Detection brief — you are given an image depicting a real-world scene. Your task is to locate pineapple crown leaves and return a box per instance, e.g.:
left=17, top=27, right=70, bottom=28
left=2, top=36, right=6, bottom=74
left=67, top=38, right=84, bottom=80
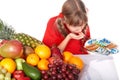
left=0, top=19, right=15, bottom=40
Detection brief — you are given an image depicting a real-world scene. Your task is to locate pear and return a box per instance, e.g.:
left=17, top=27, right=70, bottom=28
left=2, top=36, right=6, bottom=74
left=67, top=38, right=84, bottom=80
left=23, top=46, right=34, bottom=58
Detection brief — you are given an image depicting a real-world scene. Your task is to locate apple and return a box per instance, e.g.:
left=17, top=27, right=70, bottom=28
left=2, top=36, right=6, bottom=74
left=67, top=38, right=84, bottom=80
left=18, top=77, right=31, bottom=80
left=13, top=70, right=25, bottom=79
left=51, top=45, right=63, bottom=59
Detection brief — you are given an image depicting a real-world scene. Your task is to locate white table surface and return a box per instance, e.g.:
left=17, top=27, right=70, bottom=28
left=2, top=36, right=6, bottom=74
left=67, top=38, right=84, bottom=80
left=77, top=54, right=119, bottom=80
left=112, top=53, right=120, bottom=79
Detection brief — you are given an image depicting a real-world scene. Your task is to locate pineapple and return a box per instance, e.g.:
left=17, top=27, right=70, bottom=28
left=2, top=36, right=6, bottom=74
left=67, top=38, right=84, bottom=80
left=0, top=19, right=43, bottom=49
left=11, top=33, right=43, bottom=49
left=0, top=20, right=15, bottom=39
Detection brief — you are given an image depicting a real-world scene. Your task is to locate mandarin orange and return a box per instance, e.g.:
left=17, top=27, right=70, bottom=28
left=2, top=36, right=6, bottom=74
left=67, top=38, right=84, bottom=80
left=26, top=53, right=39, bottom=66
left=37, top=59, right=49, bottom=70
left=35, top=45, right=51, bottom=59
left=0, top=58, right=16, bottom=73
left=68, top=56, right=84, bottom=70
left=63, top=51, right=73, bottom=63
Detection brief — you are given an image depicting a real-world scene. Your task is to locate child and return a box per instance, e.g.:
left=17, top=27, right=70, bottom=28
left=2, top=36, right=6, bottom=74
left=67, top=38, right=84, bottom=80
left=42, top=0, right=90, bottom=54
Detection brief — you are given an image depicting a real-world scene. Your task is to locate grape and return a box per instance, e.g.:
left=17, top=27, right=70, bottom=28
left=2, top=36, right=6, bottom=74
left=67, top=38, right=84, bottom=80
left=65, top=77, right=69, bottom=80
left=57, top=73, right=62, bottom=79
left=62, top=64, right=67, bottom=69
left=62, top=73, right=66, bottom=78
left=55, top=62, right=59, bottom=66
left=41, top=70, right=47, bottom=75
left=48, top=64, right=54, bottom=68
left=59, top=60, right=63, bottom=65
left=56, top=67, right=60, bottom=71
left=0, top=65, right=14, bottom=80
left=43, top=74, right=49, bottom=79
left=61, top=68, right=66, bottom=72
left=67, top=64, right=73, bottom=70
left=48, top=77, right=53, bottom=80
left=73, top=68, right=80, bottom=74
left=65, top=71, right=70, bottom=75
left=1, top=68, right=7, bottom=74
left=5, top=72, right=11, bottom=78
left=51, top=75, right=57, bottom=80
left=74, top=75, right=79, bottom=80
left=0, top=73, right=4, bottom=80
left=4, top=77, right=11, bottom=80
left=51, top=70, right=56, bottom=75
left=53, top=60, right=57, bottom=64
left=52, top=67, right=56, bottom=71
left=68, top=73, right=74, bottom=79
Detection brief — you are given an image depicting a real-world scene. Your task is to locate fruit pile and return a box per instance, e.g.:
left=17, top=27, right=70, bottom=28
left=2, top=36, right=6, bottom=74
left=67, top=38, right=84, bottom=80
left=0, top=19, right=84, bottom=80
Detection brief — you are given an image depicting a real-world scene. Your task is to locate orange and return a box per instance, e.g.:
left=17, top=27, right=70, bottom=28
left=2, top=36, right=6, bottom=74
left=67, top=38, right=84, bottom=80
left=63, top=51, right=73, bottom=62
left=37, top=59, right=49, bottom=70
left=0, top=58, right=16, bottom=73
left=35, top=44, right=51, bottom=59
left=26, top=53, right=39, bottom=66
left=68, top=56, right=84, bottom=70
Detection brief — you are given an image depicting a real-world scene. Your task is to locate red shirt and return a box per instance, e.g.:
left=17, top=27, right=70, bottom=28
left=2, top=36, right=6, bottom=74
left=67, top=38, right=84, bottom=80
left=42, top=13, right=90, bottom=54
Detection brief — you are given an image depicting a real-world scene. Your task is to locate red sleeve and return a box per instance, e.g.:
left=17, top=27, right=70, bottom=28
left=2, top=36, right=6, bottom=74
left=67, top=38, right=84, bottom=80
left=42, top=17, right=63, bottom=48
left=82, top=26, right=91, bottom=44
left=85, top=26, right=91, bottom=39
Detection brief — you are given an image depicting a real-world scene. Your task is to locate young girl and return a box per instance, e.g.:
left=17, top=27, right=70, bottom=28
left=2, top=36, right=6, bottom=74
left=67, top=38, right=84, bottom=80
left=42, top=0, right=90, bottom=54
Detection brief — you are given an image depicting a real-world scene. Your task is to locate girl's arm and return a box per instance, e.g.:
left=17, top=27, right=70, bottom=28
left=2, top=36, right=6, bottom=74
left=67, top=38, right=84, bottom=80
left=58, top=34, right=71, bottom=52
left=58, top=32, right=85, bottom=52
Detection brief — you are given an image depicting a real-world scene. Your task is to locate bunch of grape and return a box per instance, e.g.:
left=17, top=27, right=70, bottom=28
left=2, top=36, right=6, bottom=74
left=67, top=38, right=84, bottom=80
left=41, top=58, right=80, bottom=80
left=0, top=65, right=15, bottom=80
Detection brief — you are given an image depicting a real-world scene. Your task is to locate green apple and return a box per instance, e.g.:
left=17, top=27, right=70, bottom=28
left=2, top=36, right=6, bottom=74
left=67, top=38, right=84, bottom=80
left=15, top=58, right=25, bottom=70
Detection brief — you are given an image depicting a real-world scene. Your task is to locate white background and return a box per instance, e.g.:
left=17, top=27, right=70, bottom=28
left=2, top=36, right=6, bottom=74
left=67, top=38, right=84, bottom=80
left=0, top=0, right=120, bottom=78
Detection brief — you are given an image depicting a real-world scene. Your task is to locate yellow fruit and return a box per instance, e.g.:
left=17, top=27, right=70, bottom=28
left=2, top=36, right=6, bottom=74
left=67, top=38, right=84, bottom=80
left=68, top=56, right=84, bottom=70
left=0, top=58, right=16, bottom=73
left=63, top=51, right=73, bottom=62
left=26, top=53, right=39, bottom=66
left=35, top=45, right=51, bottom=59
left=37, top=59, right=49, bottom=70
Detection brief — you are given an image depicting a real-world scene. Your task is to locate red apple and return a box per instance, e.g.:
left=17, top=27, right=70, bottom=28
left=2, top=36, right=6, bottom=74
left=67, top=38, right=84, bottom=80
left=18, top=77, right=31, bottom=80
left=13, top=70, right=25, bottom=79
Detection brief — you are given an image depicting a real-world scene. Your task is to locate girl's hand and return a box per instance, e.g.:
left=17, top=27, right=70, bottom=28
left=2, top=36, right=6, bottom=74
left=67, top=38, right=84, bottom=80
left=68, top=32, right=85, bottom=40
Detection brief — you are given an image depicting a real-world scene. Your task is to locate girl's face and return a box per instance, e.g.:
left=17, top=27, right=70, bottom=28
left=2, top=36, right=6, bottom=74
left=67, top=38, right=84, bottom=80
left=66, top=23, right=86, bottom=34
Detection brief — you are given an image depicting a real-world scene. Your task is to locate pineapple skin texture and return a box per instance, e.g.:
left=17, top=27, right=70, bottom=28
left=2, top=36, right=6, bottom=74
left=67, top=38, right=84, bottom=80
left=11, top=33, right=43, bottom=49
